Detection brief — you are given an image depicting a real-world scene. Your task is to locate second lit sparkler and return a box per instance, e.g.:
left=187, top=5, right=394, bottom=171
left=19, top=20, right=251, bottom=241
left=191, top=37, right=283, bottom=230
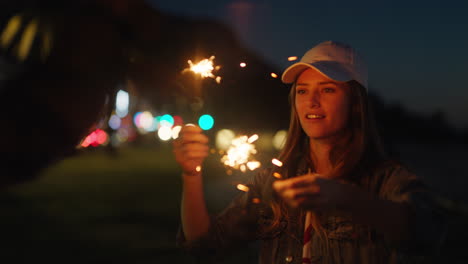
left=221, top=134, right=261, bottom=173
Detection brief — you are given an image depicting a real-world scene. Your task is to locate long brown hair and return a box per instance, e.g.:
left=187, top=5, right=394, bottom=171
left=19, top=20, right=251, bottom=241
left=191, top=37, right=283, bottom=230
left=265, top=79, right=387, bottom=242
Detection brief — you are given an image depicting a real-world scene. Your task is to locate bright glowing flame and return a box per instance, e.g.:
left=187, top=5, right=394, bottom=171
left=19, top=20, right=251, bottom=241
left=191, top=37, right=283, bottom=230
left=288, top=56, right=298, bottom=61
left=270, top=72, right=278, bottom=78
left=240, top=62, right=247, bottom=67
left=272, top=158, right=283, bottom=167
left=183, top=55, right=221, bottom=82
left=196, top=165, right=202, bottom=172
left=237, top=184, right=250, bottom=192
left=221, top=134, right=261, bottom=172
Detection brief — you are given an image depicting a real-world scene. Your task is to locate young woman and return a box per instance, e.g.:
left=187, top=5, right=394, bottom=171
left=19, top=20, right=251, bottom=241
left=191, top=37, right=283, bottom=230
left=173, top=41, right=446, bottom=263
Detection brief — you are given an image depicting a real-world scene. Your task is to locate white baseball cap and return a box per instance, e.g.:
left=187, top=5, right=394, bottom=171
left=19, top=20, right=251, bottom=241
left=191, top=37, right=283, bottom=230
left=281, top=41, right=368, bottom=89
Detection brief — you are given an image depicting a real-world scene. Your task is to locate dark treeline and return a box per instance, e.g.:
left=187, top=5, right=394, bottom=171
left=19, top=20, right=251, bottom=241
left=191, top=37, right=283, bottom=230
left=369, top=93, right=467, bottom=146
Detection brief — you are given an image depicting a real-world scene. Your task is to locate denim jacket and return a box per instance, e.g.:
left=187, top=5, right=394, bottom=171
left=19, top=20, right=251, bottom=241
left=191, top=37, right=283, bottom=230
left=177, top=160, right=446, bottom=263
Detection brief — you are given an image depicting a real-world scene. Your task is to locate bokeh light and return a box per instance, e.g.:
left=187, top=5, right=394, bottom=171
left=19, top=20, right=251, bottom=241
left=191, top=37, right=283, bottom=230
left=133, top=112, right=143, bottom=127
left=108, top=114, right=121, bottom=130
left=158, top=126, right=172, bottom=141
left=139, top=111, right=154, bottom=130
left=117, top=128, right=129, bottom=142
left=116, top=90, right=129, bottom=118
left=172, top=126, right=182, bottom=139
left=173, top=115, right=184, bottom=126
left=80, top=129, right=108, bottom=148
left=272, top=130, right=287, bottom=150
left=160, top=114, right=174, bottom=127
left=216, top=129, right=235, bottom=150
left=198, top=114, right=214, bottom=130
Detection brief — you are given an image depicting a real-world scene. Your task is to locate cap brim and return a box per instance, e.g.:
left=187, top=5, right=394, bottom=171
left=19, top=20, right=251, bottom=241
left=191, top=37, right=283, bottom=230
left=281, top=61, right=354, bottom=84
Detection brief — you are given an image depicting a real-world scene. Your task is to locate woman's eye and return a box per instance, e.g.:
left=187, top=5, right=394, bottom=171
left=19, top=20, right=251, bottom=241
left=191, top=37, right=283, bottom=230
left=297, top=89, right=306, bottom=94
left=323, top=87, right=335, bottom=93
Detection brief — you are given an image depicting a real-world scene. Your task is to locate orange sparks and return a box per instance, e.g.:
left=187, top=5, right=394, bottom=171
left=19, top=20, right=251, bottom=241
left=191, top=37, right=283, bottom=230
left=237, top=184, right=250, bottom=192
left=247, top=161, right=261, bottom=171
left=270, top=72, right=278, bottom=78
left=247, top=134, right=259, bottom=143
left=252, top=198, right=261, bottom=204
left=288, top=56, right=298, bottom=61
left=273, top=172, right=282, bottom=179
left=240, top=164, right=247, bottom=172
left=272, top=158, right=283, bottom=167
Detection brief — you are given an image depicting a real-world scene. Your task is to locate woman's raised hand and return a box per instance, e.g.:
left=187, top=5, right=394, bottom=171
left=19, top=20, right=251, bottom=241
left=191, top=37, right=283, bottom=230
left=173, top=125, right=209, bottom=176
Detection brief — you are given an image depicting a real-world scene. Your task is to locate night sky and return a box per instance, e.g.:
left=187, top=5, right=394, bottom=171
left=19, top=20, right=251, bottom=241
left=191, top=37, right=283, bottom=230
left=149, top=0, right=468, bottom=129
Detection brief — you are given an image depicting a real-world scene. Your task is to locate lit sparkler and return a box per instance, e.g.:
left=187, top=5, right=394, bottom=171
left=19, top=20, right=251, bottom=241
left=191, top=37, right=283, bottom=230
left=183, top=55, right=222, bottom=83
left=221, top=134, right=261, bottom=172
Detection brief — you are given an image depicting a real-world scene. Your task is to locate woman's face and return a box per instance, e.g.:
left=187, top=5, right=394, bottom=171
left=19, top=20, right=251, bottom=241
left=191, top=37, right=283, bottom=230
left=295, top=68, right=351, bottom=141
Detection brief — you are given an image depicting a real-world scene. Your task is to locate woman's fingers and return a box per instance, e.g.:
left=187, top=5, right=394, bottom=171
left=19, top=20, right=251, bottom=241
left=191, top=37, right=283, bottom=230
left=273, top=180, right=321, bottom=208
left=280, top=185, right=321, bottom=200
left=272, top=174, right=320, bottom=192
left=272, top=174, right=327, bottom=209
left=174, top=133, right=209, bottom=147
left=172, top=125, right=209, bottom=175
left=181, top=148, right=209, bottom=159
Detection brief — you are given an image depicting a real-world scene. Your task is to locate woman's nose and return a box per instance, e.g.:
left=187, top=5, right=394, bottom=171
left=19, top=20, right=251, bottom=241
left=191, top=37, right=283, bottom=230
left=308, top=91, right=320, bottom=108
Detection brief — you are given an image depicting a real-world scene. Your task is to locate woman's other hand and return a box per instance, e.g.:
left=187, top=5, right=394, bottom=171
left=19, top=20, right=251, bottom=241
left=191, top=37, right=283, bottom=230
left=272, top=173, right=353, bottom=211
